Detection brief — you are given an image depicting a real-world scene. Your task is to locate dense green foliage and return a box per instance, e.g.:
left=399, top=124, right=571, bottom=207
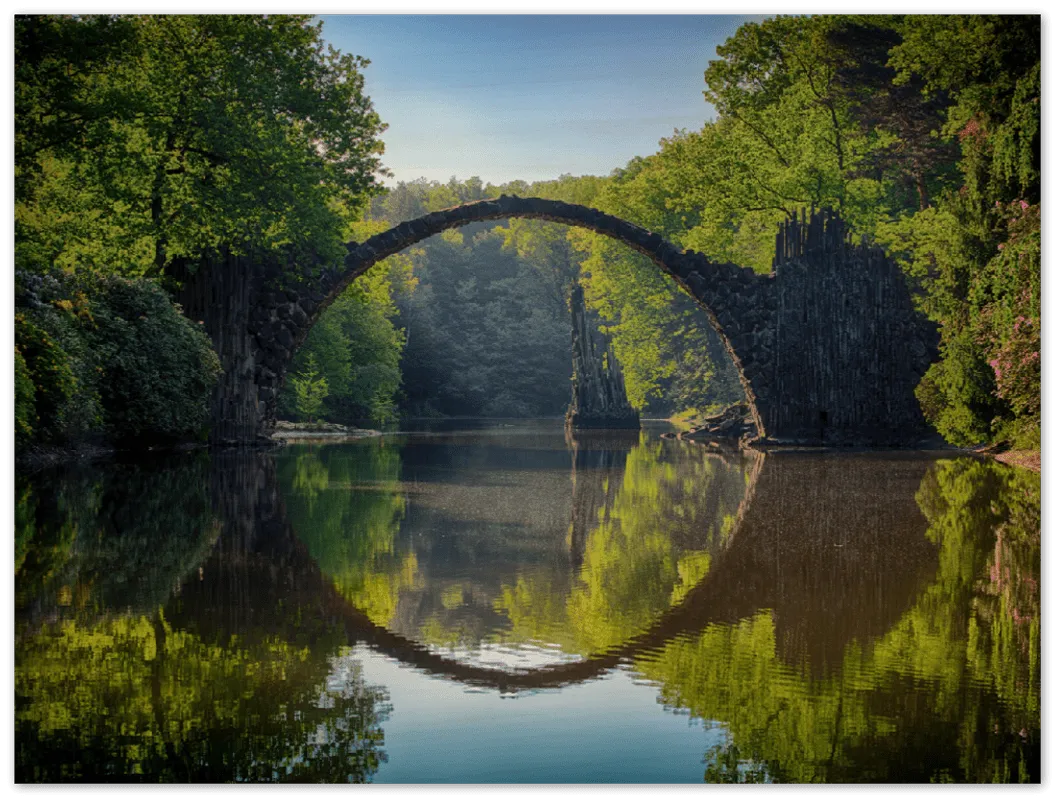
left=15, top=273, right=221, bottom=449
left=493, top=172, right=743, bottom=416
left=289, top=355, right=330, bottom=422
left=366, top=179, right=575, bottom=418
left=87, top=278, right=223, bottom=444
left=491, top=13, right=1039, bottom=442
left=357, top=175, right=741, bottom=420
left=879, top=16, right=1041, bottom=445
left=398, top=225, right=571, bottom=418
left=15, top=14, right=1039, bottom=445
left=14, top=348, right=37, bottom=449
left=14, top=308, right=80, bottom=444
left=279, top=237, right=412, bottom=425
left=557, top=176, right=743, bottom=414
left=706, top=12, right=1035, bottom=445
left=16, top=14, right=386, bottom=275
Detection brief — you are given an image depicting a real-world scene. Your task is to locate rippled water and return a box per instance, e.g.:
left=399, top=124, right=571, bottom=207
left=14, top=420, right=1041, bottom=783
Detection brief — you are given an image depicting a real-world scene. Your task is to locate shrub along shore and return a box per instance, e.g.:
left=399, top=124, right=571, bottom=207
left=15, top=271, right=221, bottom=467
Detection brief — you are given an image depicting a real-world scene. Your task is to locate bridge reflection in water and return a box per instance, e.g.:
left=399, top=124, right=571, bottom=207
left=169, top=445, right=939, bottom=691
left=14, top=428, right=1040, bottom=782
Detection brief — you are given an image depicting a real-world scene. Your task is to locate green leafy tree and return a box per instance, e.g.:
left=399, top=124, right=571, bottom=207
left=14, top=348, right=37, bottom=448
left=548, top=164, right=742, bottom=414
left=88, top=278, right=222, bottom=445
left=878, top=15, right=1040, bottom=445
left=555, top=14, right=1039, bottom=444
left=15, top=272, right=220, bottom=448
left=374, top=173, right=741, bottom=420
left=15, top=15, right=388, bottom=447
left=13, top=311, right=78, bottom=443
left=290, top=355, right=329, bottom=423
left=280, top=242, right=411, bottom=425
left=16, top=14, right=386, bottom=277
left=378, top=189, right=571, bottom=418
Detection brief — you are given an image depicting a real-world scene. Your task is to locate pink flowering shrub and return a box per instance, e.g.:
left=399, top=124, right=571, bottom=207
left=979, top=201, right=1040, bottom=423
left=986, top=307, right=1040, bottom=417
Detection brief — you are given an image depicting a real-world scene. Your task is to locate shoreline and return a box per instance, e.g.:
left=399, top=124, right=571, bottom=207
left=16, top=419, right=1040, bottom=474
left=15, top=440, right=210, bottom=476
left=969, top=441, right=1041, bottom=473
left=271, top=430, right=381, bottom=441
left=270, top=420, right=381, bottom=441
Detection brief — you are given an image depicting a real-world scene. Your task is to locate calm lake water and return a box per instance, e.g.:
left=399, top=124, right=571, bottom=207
left=14, top=420, right=1041, bottom=783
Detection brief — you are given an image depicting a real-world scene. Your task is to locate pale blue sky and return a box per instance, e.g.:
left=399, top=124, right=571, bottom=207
left=319, top=15, right=762, bottom=186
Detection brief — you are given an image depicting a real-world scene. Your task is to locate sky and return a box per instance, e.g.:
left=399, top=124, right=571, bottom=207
left=319, top=15, right=763, bottom=187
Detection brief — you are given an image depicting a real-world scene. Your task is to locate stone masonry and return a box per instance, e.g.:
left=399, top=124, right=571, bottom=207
left=175, top=196, right=938, bottom=446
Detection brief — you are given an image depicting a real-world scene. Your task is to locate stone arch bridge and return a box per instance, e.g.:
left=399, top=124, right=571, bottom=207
left=175, top=196, right=937, bottom=447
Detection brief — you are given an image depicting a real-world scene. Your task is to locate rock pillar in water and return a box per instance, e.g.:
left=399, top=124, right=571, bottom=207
left=565, top=284, right=640, bottom=431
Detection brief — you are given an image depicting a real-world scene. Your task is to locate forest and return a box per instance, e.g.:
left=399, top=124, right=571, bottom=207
left=14, top=14, right=1041, bottom=453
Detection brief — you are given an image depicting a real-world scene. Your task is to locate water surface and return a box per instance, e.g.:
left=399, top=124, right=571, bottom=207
left=14, top=420, right=1040, bottom=782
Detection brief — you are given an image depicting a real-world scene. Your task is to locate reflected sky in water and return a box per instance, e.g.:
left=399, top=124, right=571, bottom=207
left=14, top=421, right=1041, bottom=783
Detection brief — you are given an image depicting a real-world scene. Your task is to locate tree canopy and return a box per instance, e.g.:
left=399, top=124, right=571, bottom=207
left=16, top=14, right=387, bottom=277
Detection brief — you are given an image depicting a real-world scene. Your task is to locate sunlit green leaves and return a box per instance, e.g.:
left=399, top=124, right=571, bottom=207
left=16, top=14, right=387, bottom=276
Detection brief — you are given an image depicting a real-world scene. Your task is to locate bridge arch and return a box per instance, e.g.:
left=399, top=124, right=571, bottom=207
left=264, top=196, right=766, bottom=438
left=177, top=198, right=936, bottom=447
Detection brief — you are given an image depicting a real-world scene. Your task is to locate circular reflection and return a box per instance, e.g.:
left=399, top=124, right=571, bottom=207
left=277, top=427, right=755, bottom=676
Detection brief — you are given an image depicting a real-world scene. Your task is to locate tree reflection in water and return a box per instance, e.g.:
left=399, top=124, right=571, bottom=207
left=638, top=456, right=1041, bottom=784
left=278, top=432, right=752, bottom=658
left=15, top=453, right=390, bottom=783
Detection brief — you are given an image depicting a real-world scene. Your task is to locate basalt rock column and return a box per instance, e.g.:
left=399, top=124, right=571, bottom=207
left=763, top=210, right=939, bottom=446
left=172, top=250, right=265, bottom=446
left=565, top=284, right=640, bottom=431
left=173, top=247, right=326, bottom=446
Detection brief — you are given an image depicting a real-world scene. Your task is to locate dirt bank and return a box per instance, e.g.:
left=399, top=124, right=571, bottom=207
left=969, top=439, right=1040, bottom=472
left=991, top=449, right=1041, bottom=473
